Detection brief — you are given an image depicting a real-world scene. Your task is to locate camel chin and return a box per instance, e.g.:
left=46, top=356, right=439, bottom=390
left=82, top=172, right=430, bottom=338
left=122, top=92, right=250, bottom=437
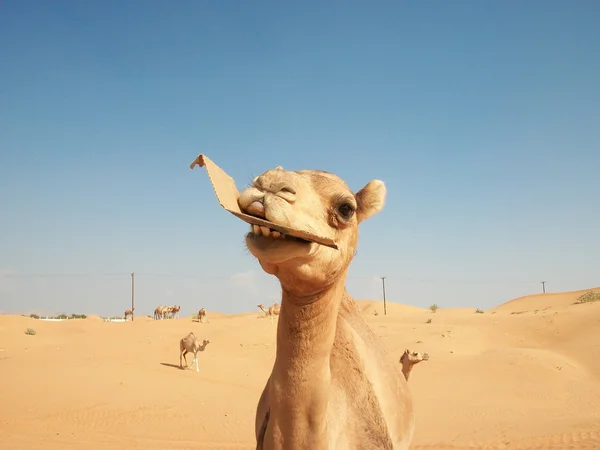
left=244, top=228, right=316, bottom=265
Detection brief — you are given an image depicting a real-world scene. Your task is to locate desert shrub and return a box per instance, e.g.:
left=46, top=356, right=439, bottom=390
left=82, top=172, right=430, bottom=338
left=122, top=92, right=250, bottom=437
left=426, top=318, right=432, bottom=324
left=29, top=314, right=39, bottom=319
left=475, top=309, right=484, bottom=314
left=576, top=291, right=600, bottom=304
left=70, top=313, right=87, bottom=319
left=25, top=328, right=36, bottom=335
left=373, top=310, right=379, bottom=316
left=429, top=304, right=439, bottom=313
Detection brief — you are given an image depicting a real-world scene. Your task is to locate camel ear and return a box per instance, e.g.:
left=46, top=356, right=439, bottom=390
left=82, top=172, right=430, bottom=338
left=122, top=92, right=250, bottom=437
left=355, top=180, right=386, bottom=223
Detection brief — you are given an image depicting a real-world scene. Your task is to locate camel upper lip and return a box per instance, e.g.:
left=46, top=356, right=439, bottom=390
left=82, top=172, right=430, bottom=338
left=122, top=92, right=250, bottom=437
left=243, top=200, right=267, bottom=219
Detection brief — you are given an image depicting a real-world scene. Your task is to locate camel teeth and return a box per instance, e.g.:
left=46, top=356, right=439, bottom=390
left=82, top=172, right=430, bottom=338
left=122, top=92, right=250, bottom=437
left=250, top=224, right=286, bottom=239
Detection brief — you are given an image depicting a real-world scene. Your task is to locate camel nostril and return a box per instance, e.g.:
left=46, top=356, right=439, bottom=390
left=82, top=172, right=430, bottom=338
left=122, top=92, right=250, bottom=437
left=280, top=186, right=296, bottom=195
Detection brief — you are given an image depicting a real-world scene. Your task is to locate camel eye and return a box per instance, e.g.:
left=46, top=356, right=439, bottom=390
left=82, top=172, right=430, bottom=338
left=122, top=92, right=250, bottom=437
left=337, top=203, right=355, bottom=220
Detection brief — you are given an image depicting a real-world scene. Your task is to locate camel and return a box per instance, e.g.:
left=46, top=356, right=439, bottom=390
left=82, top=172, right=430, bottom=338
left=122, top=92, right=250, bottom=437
left=154, top=305, right=165, bottom=320
left=198, top=308, right=207, bottom=323
left=179, top=332, right=210, bottom=372
left=154, top=305, right=179, bottom=320
left=238, top=165, right=415, bottom=449
left=399, top=349, right=429, bottom=382
left=124, top=308, right=134, bottom=321
left=257, top=303, right=280, bottom=324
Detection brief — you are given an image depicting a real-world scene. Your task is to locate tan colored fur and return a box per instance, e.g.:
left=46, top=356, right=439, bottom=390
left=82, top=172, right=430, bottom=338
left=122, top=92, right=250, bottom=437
left=238, top=166, right=414, bottom=449
left=257, top=303, right=281, bottom=324
left=153, top=305, right=180, bottom=320
left=399, top=349, right=429, bottom=381
left=179, top=332, right=210, bottom=372
left=124, top=308, right=134, bottom=320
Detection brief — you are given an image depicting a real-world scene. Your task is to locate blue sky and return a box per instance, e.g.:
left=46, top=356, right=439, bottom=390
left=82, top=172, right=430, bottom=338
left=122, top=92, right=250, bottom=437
left=1, top=1, right=599, bottom=317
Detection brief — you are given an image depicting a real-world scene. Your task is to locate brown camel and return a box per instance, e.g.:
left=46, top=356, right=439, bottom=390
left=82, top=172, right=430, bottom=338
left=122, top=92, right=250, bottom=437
left=154, top=305, right=170, bottom=320
left=257, top=303, right=280, bottom=324
left=124, top=308, right=134, bottom=321
left=238, top=165, right=414, bottom=449
left=399, top=349, right=429, bottom=382
left=179, top=332, right=210, bottom=372
left=158, top=305, right=177, bottom=319
left=198, top=308, right=207, bottom=323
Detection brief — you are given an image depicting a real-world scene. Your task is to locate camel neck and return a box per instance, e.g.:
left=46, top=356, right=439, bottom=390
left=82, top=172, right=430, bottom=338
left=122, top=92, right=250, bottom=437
left=401, top=364, right=413, bottom=381
left=269, top=280, right=345, bottom=442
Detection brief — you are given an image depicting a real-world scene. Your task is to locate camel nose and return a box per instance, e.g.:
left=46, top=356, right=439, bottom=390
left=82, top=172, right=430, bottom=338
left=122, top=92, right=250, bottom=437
left=254, top=170, right=297, bottom=196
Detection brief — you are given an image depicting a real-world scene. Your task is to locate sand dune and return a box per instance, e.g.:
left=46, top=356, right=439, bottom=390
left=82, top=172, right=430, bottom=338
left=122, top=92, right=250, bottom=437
left=490, top=286, right=600, bottom=313
left=1, top=289, right=600, bottom=449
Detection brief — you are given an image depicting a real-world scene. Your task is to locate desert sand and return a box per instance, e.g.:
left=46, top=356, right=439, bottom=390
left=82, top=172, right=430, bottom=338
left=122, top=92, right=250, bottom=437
left=1, top=288, right=599, bottom=449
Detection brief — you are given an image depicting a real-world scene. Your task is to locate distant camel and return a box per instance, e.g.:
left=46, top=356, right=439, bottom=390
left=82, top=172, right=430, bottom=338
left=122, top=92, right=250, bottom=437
left=198, top=308, right=206, bottom=323
left=179, top=332, right=211, bottom=372
left=154, top=305, right=180, bottom=320
left=399, top=349, right=429, bottom=381
left=124, top=308, right=134, bottom=321
left=257, top=303, right=280, bottom=324
left=154, top=305, right=165, bottom=320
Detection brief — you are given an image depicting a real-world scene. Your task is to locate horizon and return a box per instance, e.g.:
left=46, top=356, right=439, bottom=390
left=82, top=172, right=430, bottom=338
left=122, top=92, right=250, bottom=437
left=3, top=280, right=599, bottom=319
left=5, top=284, right=600, bottom=319
left=1, top=2, right=599, bottom=317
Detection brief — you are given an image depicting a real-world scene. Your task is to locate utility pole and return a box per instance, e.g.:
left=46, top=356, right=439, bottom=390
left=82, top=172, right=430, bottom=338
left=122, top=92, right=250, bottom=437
left=541, top=281, right=546, bottom=294
left=381, top=276, right=387, bottom=316
left=131, top=272, right=135, bottom=321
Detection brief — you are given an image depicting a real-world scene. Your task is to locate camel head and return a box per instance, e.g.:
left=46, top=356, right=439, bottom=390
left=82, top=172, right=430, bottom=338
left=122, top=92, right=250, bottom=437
left=239, top=166, right=386, bottom=299
left=202, top=339, right=211, bottom=347
left=400, top=349, right=430, bottom=366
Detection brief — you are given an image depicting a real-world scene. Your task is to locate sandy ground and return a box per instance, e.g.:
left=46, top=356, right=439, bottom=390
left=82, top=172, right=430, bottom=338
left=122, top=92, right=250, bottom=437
left=1, top=288, right=600, bottom=449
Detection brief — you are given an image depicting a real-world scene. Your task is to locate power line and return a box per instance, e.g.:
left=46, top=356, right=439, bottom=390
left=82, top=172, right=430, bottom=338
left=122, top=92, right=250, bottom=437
left=0, top=272, right=583, bottom=286
left=380, top=276, right=387, bottom=316
left=0, top=272, right=129, bottom=278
